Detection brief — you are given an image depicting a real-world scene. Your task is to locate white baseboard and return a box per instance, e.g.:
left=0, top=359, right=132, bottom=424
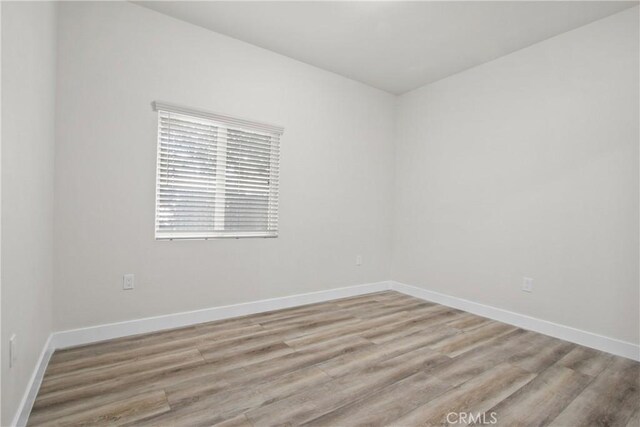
left=51, top=280, right=639, bottom=360
left=13, top=281, right=392, bottom=425
left=391, top=281, right=640, bottom=362
left=12, top=333, right=54, bottom=427
left=52, top=281, right=392, bottom=349
left=14, top=279, right=638, bottom=425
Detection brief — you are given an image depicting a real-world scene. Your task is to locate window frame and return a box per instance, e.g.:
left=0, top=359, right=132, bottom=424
left=152, top=101, right=282, bottom=241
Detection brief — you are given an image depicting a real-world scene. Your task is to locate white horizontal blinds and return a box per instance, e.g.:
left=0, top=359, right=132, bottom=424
left=154, top=102, right=282, bottom=239
left=156, top=112, right=219, bottom=236
left=224, top=128, right=279, bottom=232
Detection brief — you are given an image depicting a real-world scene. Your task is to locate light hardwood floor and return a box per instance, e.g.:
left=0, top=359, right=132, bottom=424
left=29, top=291, right=639, bottom=426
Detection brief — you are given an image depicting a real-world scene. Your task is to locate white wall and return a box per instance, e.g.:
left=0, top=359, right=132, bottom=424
left=392, top=7, right=639, bottom=345
left=1, top=2, right=57, bottom=424
left=54, top=2, right=395, bottom=331
left=43, top=1, right=640, bottom=349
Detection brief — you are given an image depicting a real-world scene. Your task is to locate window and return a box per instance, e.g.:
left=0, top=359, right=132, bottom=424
left=153, top=102, right=282, bottom=239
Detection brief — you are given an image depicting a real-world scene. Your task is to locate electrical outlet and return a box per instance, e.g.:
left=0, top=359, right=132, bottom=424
left=356, top=255, right=362, bottom=266
left=9, top=334, right=17, bottom=368
left=123, top=274, right=134, bottom=290
left=522, top=277, right=533, bottom=293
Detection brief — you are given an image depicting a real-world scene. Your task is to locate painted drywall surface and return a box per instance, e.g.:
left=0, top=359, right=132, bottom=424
left=54, top=2, right=395, bottom=330
left=392, top=7, right=639, bottom=344
left=1, top=2, right=57, bottom=424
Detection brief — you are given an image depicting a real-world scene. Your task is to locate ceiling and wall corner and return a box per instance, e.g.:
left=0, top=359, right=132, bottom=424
left=135, top=1, right=638, bottom=94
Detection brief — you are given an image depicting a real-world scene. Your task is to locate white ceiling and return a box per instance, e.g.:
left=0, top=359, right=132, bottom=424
left=136, top=1, right=638, bottom=94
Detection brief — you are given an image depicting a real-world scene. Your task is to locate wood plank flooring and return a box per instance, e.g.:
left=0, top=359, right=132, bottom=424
left=29, top=291, right=640, bottom=426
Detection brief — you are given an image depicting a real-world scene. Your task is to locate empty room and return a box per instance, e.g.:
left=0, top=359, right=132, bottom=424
left=1, top=1, right=639, bottom=426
